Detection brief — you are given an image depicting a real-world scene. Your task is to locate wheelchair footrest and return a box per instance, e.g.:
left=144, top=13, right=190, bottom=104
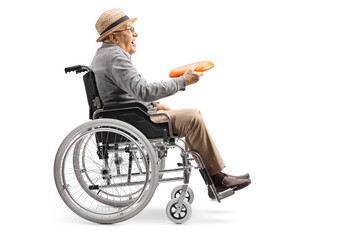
left=218, top=188, right=235, bottom=200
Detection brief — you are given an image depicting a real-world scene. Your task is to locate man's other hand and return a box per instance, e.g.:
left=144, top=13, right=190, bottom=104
left=156, top=103, right=172, bottom=111
left=183, top=67, right=204, bottom=86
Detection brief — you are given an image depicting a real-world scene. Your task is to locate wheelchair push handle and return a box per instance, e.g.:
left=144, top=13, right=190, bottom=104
left=65, top=65, right=91, bottom=74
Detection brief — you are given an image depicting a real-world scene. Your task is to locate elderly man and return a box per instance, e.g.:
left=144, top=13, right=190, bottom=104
left=90, top=8, right=251, bottom=199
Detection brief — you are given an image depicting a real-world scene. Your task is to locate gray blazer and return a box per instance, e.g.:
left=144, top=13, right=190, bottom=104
left=90, top=43, right=186, bottom=111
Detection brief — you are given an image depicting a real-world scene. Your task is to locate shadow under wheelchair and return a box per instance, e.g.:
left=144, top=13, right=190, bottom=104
left=128, top=206, right=241, bottom=225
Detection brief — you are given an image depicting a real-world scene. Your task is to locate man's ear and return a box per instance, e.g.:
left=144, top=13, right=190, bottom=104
left=108, top=34, right=118, bottom=44
left=109, top=34, right=115, bottom=42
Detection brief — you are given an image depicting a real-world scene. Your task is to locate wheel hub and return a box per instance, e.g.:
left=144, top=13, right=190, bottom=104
left=101, top=167, right=110, bottom=176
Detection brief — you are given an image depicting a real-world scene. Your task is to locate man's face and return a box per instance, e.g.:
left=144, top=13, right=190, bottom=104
left=114, top=23, right=138, bottom=55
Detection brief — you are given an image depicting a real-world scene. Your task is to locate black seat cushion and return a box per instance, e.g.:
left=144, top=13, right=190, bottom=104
left=98, top=104, right=171, bottom=140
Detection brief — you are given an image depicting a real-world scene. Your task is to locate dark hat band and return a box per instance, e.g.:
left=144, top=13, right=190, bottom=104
left=100, top=15, right=130, bottom=35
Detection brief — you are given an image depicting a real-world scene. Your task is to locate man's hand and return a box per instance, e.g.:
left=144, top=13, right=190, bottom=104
left=183, top=67, right=204, bottom=86
left=156, top=103, right=172, bottom=111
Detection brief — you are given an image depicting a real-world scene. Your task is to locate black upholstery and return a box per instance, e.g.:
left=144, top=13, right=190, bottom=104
left=97, top=107, right=170, bottom=141
left=83, top=71, right=103, bottom=119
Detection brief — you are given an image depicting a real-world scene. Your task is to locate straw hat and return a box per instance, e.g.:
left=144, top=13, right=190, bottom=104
left=95, top=8, right=137, bottom=42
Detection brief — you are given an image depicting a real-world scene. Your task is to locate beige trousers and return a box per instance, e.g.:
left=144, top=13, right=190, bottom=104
left=152, top=109, right=225, bottom=175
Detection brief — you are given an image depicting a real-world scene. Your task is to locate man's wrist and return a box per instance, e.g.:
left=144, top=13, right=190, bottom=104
left=174, top=76, right=186, bottom=91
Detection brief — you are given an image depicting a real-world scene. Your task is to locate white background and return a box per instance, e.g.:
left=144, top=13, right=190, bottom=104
left=1, top=0, right=359, bottom=239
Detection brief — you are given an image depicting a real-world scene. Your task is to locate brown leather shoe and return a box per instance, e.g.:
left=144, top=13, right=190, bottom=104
left=208, top=177, right=251, bottom=199
left=221, top=172, right=250, bottom=180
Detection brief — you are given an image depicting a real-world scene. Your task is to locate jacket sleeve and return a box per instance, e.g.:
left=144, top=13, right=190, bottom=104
left=110, top=53, right=186, bottom=102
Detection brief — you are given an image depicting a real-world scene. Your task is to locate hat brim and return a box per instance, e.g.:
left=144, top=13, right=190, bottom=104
left=96, top=17, right=137, bottom=42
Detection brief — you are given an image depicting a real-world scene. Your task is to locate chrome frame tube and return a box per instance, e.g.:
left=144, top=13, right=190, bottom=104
left=176, top=138, right=189, bottom=152
left=158, top=177, right=184, bottom=183
left=159, top=166, right=191, bottom=174
left=94, top=180, right=147, bottom=189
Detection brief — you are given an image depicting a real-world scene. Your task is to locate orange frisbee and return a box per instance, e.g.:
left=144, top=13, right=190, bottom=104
left=169, top=61, right=215, bottom=78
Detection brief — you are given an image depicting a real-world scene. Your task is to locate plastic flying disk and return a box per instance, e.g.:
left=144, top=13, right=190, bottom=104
left=169, top=61, right=215, bottom=78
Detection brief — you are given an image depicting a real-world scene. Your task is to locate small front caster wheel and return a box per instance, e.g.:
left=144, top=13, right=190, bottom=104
left=170, top=185, right=194, bottom=204
left=166, top=198, right=192, bottom=224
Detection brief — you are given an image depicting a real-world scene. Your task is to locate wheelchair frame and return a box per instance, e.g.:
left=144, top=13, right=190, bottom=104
left=54, top=65, right=236, bottom=224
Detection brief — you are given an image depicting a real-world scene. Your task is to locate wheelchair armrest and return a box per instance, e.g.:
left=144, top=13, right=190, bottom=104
left=149, top=112, right=171, bottom=124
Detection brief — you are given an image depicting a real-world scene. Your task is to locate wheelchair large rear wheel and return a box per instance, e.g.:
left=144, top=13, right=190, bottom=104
left=54, top=119, right=158, bottom=224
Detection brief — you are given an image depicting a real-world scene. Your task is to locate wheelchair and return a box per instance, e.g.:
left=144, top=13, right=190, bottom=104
left=54, top=65, right=236, bottom=224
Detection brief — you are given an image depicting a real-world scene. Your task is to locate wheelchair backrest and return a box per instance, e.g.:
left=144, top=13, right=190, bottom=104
left=83, top=71, right=103, bottom=119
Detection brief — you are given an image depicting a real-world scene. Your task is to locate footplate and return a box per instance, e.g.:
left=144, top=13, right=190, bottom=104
left=218, top=188, right=235, bottom=200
